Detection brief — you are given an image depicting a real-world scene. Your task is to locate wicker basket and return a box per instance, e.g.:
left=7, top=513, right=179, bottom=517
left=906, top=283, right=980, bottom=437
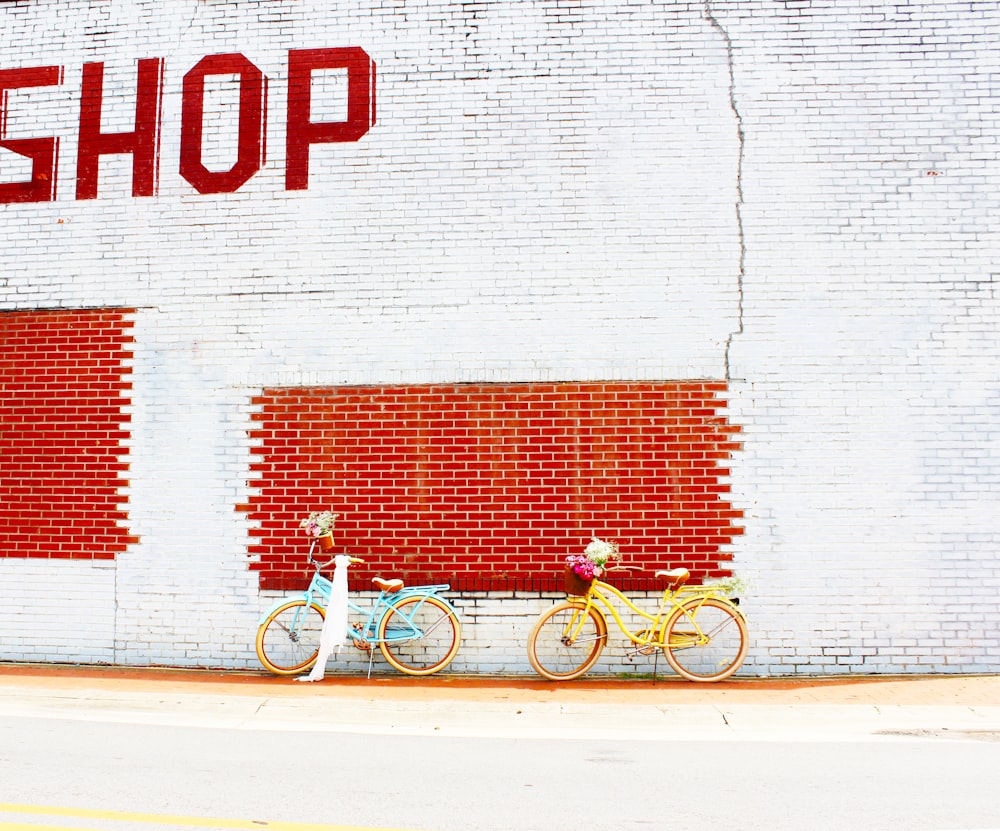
left=564, top=566, right=594, bottom=596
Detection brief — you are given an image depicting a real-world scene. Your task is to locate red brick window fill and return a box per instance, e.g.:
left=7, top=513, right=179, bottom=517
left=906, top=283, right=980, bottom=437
left=0, top=308, right=135, bottom=559
left=246, top=382, right=742, bottom=592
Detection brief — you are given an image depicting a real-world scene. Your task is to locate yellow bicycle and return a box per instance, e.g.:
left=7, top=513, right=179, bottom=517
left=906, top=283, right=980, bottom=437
left=527, top=567, right=748, bottom=682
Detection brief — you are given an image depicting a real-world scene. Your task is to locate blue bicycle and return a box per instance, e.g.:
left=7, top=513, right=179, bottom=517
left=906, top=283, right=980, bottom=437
left=256, top=545, right=462, bottom=677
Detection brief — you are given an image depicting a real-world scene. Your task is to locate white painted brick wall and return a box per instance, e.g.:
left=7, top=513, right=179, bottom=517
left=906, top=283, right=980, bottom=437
left=723, top=0, right=1000, bottom=676
left=2, top=1, right=998, bottom=676
left=0, top=560, right=116, bottom=663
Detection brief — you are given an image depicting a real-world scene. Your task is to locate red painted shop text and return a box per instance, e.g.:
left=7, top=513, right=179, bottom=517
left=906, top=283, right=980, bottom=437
left=0, top=48, right=376, bottom=203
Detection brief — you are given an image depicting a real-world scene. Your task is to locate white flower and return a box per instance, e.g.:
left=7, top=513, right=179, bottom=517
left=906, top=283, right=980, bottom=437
left=705, top=574, right=752, bottom=596
left=583, top=537, right=619, bottom=567
left=300, top=510, right=340, bottom=537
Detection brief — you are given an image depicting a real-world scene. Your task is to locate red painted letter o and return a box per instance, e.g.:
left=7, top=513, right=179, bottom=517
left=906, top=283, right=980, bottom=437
left=180, top=53, right=266, bottom=194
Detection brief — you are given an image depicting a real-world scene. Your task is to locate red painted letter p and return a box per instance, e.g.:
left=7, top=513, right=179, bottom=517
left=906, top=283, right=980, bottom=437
left=285, top=47, right=375, bottom=191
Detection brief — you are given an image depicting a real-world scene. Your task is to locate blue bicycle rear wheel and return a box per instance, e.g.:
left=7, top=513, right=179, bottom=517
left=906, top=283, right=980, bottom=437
left=377, top=595, right=461, bottom=675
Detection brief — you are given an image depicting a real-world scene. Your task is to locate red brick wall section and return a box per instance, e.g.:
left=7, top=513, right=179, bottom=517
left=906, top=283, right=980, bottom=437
left=245, top=382, right=742, bottom=592
left=0, top=309, right=136, bottom=559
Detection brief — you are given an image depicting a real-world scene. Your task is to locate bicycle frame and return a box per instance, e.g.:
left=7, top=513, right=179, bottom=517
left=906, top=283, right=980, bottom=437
left=567, top=578, right=741, bottom=650
left=258, top=568, right=459, bottom=647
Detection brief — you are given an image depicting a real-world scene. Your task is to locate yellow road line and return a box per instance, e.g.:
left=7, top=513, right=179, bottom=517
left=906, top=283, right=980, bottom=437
left=0, top=804, right=429, bottom=831
left=1, top=824, right=98, bottom=831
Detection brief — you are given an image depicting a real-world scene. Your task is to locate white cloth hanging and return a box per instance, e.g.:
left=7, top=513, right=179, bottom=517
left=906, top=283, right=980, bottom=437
left=298, top=554, right=350, bottom=682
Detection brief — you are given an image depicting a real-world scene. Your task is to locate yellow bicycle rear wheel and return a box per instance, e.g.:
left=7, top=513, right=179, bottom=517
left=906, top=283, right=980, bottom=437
left=661, top=597, right=748, bottom=682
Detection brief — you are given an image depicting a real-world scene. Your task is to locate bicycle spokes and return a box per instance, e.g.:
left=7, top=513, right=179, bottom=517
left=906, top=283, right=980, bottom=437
left=527, top=602, right=608, bottom=681
left=255, top=601, right=326, bottom=676
left=377, top=596, right=462, bottom=675
left=663, top=598, right=748, bottom=682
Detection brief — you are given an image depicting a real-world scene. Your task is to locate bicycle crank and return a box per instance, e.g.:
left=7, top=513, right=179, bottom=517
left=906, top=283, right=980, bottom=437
left=351, top=623, right=373, bottom=652
left=628, top=629, right=657, bottom=656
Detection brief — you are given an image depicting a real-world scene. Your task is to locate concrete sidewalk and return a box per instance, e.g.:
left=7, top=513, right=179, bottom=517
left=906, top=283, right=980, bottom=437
left=1, top=663, right=998, bottom=742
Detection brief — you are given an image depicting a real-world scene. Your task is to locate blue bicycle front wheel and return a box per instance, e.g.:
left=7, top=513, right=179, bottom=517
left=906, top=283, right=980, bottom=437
left=255, top=599, right=325, bottom=675
left=377, top=595, right=462, bottom=675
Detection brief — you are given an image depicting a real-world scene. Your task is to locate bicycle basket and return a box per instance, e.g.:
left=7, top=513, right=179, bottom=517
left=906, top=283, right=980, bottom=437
left=563, top=567, right=593, bottom=596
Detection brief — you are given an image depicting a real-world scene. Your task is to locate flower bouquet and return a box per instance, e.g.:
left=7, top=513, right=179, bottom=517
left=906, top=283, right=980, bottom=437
left=564, top=537, right=620, bottom=595
left=300, top=510, right=340, bottom=550
left=705, top=573, right=752, bottom=598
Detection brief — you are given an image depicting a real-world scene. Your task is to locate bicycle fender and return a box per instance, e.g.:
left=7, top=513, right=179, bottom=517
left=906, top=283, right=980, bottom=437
left=676, top=594, right=748, bottom=624
left=712, top=595, right=747, bottom=622
left=258, top=593, right=319, bottom=625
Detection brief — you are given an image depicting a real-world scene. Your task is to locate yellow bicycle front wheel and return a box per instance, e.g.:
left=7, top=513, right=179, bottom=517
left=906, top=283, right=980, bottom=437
left=661, top=597, right=748, bottom=682
left=527, top=601, right=608, bottom=681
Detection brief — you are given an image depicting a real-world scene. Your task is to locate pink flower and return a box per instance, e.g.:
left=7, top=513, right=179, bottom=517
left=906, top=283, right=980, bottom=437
left=565, top=554, right=598, bottom=579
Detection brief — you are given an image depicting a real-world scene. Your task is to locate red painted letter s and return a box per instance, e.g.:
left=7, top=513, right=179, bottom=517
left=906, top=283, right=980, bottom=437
left=0, top=66, right=63, bottom=204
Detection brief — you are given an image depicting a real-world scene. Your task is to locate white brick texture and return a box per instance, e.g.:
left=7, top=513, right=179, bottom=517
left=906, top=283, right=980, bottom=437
left=1, top=1, right=997, bottom=675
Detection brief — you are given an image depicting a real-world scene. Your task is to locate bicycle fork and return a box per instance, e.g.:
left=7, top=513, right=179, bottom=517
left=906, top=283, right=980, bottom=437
left=559, top=602, right=606, bottom=648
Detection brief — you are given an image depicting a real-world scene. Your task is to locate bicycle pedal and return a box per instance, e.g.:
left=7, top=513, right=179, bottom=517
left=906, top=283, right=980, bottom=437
left=633, top=629, right=657, bottom=655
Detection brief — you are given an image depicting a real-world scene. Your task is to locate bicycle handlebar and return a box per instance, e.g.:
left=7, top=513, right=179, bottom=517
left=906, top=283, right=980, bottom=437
left=308, top=553, right=365, bottom=570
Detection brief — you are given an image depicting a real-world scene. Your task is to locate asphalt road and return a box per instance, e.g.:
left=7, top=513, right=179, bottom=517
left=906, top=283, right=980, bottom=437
left=0, top=667, right=998, bottom=831
left=2, top=713, right=1000, bottom=831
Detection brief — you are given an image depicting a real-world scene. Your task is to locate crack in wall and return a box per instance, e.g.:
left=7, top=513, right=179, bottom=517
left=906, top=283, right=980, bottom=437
left=704, top=1, right=746, bottom=382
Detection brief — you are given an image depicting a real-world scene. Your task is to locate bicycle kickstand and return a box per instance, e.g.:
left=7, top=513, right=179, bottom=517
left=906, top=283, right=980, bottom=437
left=366, top=642, right=376, bottom=679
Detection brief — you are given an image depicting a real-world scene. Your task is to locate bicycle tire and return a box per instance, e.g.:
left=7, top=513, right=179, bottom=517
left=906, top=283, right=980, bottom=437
left=377, top=595, right=462, bottom=676
left=255, top=599, right=325, bottom=675
left=527, top=601, right=607, bottom=681
left=661, top=596, right=748, bottom=682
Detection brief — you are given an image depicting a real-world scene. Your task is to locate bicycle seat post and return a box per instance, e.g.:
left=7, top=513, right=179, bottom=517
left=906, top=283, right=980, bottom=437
left=653, top=588, right=673, bottom=629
